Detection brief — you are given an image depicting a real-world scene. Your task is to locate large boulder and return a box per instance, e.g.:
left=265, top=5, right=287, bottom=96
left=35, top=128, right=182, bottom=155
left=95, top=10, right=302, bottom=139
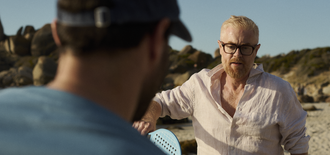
left=33, top=56, right=57, bottom=86
left=23, top=26, right=36, bottom=41
left=0, top=60, right=11, bottom=72
left=325, top=97, right=330, bottom=103
left=31, top=24, right=57, bottom=56
left=173, top=71, right=191, bottom=86
left=298, top=95, right=314, bottom=103
left=2, top=68, right=18, bottom=87
left=14, top=66, right=33, bottom=86
left=161, top=74, right=180, bottom=90
left=14, top=56, right=38, bottom=69
left=188, top=50, right=213, bottom=69
left=0, top=70, right=9, bottom=88
left=179, top=45, right=196, bottom=55
left=169, top=58, right=195, bottom=74
left=4, top=35, right=31, bottom=56
left=207, top=56, right=222, bottom=69
left=304, top=84, right=320, bottom=97
left=214, top=48, right=220, bottom=58
left=313, top=94, right=329, bottom=103
left=322, top=85, right=330, bottom=96
left=23, top=25, right=35, bottom=36
left=0, top=18, right=5, bottom=41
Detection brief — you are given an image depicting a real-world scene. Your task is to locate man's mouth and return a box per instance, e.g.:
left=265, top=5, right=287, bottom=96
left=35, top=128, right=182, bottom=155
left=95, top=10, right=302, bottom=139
left=231, top=62, right=243, bottom=65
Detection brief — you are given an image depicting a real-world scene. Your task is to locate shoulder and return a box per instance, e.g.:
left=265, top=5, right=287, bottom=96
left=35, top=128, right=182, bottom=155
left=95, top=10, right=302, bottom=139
left=258, top=72, right=292, bottom=90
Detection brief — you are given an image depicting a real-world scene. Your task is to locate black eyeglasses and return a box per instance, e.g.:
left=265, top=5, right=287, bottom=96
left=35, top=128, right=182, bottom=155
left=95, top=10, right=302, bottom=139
left=219, top=41, right=258, bottom=56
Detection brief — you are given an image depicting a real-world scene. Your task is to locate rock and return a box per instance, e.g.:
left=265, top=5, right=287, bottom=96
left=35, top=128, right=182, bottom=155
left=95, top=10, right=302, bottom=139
left=325, top=97, right=330, bottom=103
left=214, top=48, right=220, bottom=58
left=313, top=95, right=329, bottom=103
left=33, top=56, right=57, bottom=86
left=302, top=104, right=317, bottom=111
left=14, top=56, right=38, bottom=68
left=207, top=56, right=222, bottom=69
left=0, top=17, right=5, bottom=41
left=2, top=68, right=18, bottom=87
left=322, top=85, right=330, bottom=96
left=304, top=84, right=320, bottom=97
left=161, top=74, right=179, bottom=90
left=24, top=33, right=35, bottom=41
left=169, top=58, right=195, bottom=74
left=188, top=51, right=213, bottom=69
left=31, top=24, right=57, bottom=56
left=14, top=66, right=33, bottom=86
left=174, top=71, right=195, bottom=86
left=298, top=95, right=314, bottom=103
left=180, top=139, right=197, bottom=155
left=23, top=26, right=36, bottom=41
left=179, top=45, right=196, bottom=55
left=0, top=70, right=9, bottom=88
left=23, top=25, right=35, bottom=36
left=0, top=61, right=10, bottom=72
left=4, top=36, right=31, bottom=56
left=16, top=26, right=23, bottom=36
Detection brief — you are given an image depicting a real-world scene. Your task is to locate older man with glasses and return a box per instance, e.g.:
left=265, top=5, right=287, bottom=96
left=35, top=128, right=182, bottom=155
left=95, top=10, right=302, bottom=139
left=133, top=15, right=309, bottom=155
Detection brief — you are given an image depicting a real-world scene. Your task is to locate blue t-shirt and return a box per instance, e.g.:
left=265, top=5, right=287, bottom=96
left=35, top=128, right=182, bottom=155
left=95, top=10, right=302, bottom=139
left=0, top=86, right=166, bottom=155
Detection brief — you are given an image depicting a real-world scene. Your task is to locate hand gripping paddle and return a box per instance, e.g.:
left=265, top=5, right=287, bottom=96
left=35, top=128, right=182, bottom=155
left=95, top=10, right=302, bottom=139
left=147, top=129, right=182, bottom=155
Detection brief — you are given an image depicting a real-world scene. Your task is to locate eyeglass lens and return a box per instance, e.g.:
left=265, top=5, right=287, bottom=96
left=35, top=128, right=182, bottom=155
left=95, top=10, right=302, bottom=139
left=224, top=44, right=253, bottom=55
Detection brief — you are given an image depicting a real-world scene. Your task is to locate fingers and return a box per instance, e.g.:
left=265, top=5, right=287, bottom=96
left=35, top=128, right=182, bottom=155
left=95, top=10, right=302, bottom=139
left=132, top=121, right=155, bottom=135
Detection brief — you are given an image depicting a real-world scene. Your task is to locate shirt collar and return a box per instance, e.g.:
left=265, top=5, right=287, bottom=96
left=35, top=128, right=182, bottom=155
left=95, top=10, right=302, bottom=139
left=207, top=63, right=264, bottom=80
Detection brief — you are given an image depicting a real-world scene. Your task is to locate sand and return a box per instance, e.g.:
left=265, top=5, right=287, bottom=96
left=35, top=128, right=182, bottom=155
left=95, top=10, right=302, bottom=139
left=159, top=102, right=330, bottom=154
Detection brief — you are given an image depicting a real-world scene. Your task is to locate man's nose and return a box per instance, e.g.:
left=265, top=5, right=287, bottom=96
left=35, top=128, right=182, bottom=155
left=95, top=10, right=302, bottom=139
left=233, top=47, right=242, bottom=57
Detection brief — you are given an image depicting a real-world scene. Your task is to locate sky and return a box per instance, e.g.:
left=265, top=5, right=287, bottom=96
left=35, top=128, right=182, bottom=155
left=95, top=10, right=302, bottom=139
left=1, top=0, right=330, bottom=57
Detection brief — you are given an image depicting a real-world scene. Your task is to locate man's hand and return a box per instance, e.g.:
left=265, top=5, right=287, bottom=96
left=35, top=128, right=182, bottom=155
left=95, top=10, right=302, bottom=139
left=132, top=101, right=162, bottom=135
left=133, top=119, right=156, bottom=135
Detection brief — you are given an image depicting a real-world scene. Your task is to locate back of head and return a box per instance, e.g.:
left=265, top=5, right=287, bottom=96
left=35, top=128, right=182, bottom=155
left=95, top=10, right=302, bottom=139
left=56, top=0, right=192, bottom=55
left=221, top=15, right=259, bottom=41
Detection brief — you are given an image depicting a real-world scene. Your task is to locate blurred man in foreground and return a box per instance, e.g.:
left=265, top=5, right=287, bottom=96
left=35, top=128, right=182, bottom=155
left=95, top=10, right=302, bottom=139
left=133, top=15, right=309, bottom=155
left=0, top=0, right=191, bottom=154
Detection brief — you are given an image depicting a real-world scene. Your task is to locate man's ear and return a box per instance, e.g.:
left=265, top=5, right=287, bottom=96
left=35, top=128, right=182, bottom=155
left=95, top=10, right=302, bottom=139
left=148, top=18, right=171, bottom=63
left=217, top=40, right=223, bottom=56
left=51, top=19, right=61, bottom=46
left=254, top=44, right=261, bottom=56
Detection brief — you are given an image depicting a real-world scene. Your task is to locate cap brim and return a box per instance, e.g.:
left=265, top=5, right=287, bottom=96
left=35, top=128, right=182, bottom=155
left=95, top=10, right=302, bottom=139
left=170, top=21, right=192, bottom=42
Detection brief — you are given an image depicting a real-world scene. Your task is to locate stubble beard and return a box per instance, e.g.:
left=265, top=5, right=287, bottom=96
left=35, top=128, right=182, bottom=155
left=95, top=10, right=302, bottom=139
left=223, top=57, right=249, bottom=79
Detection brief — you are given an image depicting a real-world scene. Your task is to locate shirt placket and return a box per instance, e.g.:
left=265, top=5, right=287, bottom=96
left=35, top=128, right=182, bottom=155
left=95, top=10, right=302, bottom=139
left=227, top=83, right=250, bottom=155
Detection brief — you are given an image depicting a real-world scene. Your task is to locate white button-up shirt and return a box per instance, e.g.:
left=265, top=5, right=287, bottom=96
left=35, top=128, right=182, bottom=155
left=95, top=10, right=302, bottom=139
left=154, top=64, right=309, bottom=155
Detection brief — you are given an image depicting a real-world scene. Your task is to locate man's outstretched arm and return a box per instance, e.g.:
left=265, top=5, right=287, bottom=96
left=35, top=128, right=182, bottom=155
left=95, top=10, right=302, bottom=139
left=132, top=101, right=162, bottom=135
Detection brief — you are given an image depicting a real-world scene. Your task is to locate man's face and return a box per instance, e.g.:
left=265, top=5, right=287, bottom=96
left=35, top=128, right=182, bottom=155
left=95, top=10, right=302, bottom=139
left=219, top=26, right=260, bottom=79
left=131, top=44, right=170, bottom=122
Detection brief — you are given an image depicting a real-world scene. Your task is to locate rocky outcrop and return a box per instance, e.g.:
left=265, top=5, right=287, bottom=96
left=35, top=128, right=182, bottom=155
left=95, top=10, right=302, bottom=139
left=256, top=48, right=330, bottom=103
left=0, top=17, right=5, bottom=41
left=0, top=20, right=329, bottom=105
left=0, top=22, right=59, bottom=88
left=31, top=24, right=57, bottom=56
left=179, top=45, right=196, bottom=55
left=214, top=48, right=220, bottom=58
left=33, top=56, right=57, bottom=86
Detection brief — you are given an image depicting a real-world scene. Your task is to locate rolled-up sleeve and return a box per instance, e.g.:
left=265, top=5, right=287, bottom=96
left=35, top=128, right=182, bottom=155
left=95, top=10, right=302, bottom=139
left=153, top=74, right=196, bottom=119
left=279, top=88, right=310, bottom=154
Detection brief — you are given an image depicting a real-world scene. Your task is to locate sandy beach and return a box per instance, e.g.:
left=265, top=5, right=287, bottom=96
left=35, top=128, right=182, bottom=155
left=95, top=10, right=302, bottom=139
left=158, top=102, right=330, bottom=154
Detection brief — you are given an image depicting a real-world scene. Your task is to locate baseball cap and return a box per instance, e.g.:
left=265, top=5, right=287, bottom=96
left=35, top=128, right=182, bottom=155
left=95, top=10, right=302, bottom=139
left=57, top=0, right=192, bottom=42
